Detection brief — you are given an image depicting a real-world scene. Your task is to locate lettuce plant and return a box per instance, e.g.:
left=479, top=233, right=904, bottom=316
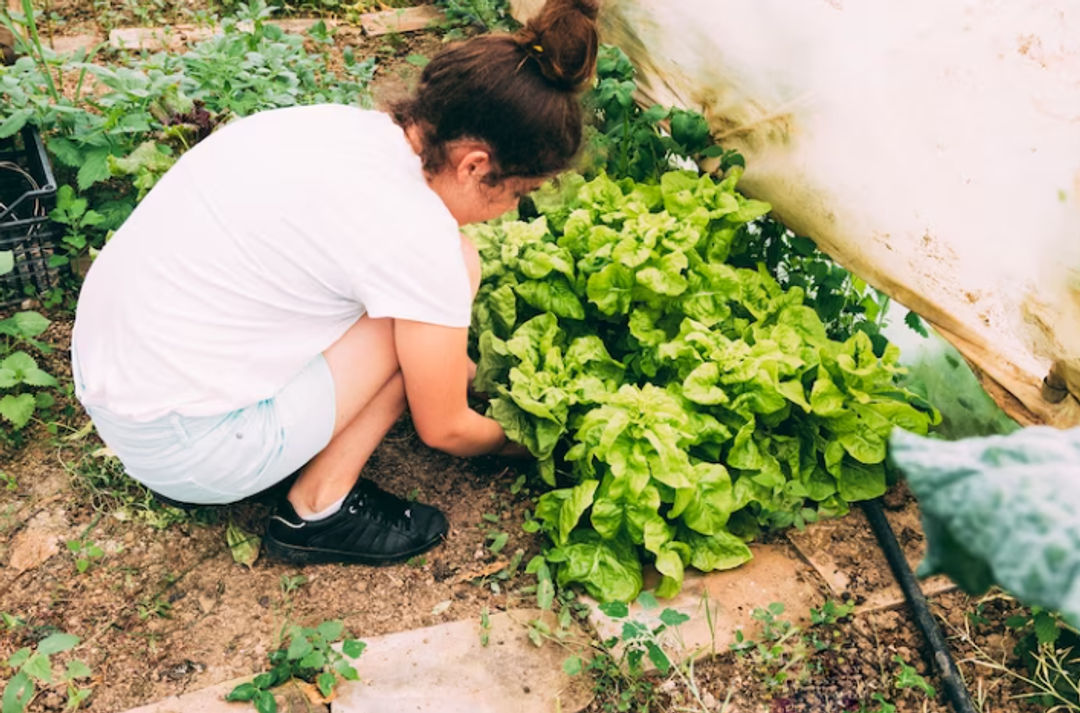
left=469, top=170, right=939, bottom=602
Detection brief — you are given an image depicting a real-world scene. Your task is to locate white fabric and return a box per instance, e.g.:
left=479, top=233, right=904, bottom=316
left=73, top=105, right=471, bottom=421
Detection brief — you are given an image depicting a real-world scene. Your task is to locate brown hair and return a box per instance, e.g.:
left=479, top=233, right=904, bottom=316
left=392, top=0, right=599, bottom=181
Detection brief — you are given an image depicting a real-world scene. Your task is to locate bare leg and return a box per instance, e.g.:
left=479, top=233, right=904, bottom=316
left=286, top=315, right=403, bottom=516
left=285, top=234, right=482, bottom=516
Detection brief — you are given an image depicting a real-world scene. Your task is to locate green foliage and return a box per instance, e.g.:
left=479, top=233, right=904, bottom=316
left=435, top=0, right=517, bottom=33
left=583, top=45, right=744, bottom=184
left=1005, top=607, right=1080, bottom=709
left=568, top=592, right=701, bottom=712
left=469, top=170, right=938, bottom=601
left=894, top=427, right=1080, bottom=628
left=0, top=310, right=56, bottom=441
left=227, top=621, right=365, bottom=712
left=582, top=46, right=889, bottom=351
left=891, top=654, right=935, bottom=698
left=730, top=600, right=856, bottom=694
left=66, top=538, right=104, bottom=574
left=1, top=631, right=92, bottom=713
left=0, top=0, right=377, bottom=281
left=65, top=443, right=200, bottom=528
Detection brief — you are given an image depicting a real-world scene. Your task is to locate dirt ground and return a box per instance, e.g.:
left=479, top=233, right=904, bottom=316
left=1, top=3, right=1068, bottom=713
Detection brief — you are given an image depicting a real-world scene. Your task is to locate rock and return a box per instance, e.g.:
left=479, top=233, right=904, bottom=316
left=8, top=508, right=72, bottom=572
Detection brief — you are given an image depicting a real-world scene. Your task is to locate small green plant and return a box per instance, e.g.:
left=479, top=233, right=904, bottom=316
left=1, top=632, right=93, bottom=713
left=279, top=574, right=308, bottom=595
left=729, top=602, right=810, bottom=690
left=857, top=692, right=897, bottom=713
left=479, top=607, right=492, bottom=647
left=227, top=621, right=365, bottom=713
left=891, top=654, right=936, bottom=698
left=584, top=45, right=744, bottom=185
left=0, top=310, right=57, bottom=442
left=565, top=592, right=709, bottom=713
left=136, top=594, right=173, bottom=621
left=0, top=471, right=16, bottom=491
left=435, top=0, right=517, bottom=33
left=66, top=538, right=104, bottom=574
left=1004, top=606, right=1080, bottom=710
left=63, top=442, right=197, bottom=528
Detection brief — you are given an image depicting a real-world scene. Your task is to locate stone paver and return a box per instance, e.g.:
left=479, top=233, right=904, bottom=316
left=359, top=5, right=444, bottom=36
left=122, top=609, right=591, bottom=713
left=586, top=544, right=824, bottom=666
left=122, top=676, right=248, bottom=713
left=332, top=608, right=592, bottom=713
left=786, top=501, right=956, bottom=613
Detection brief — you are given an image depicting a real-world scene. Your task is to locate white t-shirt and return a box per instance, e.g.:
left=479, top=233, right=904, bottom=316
left=73, top=105, right=471, bottom=421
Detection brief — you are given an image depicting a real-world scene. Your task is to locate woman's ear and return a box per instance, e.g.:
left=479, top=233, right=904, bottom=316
left=455, top=148, right=494, bottom=184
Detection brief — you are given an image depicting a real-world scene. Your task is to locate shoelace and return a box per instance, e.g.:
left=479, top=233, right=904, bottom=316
left=345, top=483, right=414, bottom=530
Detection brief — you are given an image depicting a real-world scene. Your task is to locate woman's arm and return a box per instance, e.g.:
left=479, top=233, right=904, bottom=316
left=394, top=319, right=507, bottom=456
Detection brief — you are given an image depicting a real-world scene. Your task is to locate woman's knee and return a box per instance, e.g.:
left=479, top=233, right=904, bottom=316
left=323, top=315, right=400, bottom=431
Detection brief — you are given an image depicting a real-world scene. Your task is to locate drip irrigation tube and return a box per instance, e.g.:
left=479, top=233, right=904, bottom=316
left=860, top=499, right=978, bottom=713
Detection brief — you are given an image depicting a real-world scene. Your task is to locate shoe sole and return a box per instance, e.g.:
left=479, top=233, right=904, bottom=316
left=263, top=532, right=446, bottom=566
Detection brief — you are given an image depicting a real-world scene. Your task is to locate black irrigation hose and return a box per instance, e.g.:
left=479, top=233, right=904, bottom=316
left=860, top=498, right=978, bottom=713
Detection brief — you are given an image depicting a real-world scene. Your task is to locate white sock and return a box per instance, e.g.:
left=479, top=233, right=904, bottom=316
left=298, top=494, right=347, bottom=522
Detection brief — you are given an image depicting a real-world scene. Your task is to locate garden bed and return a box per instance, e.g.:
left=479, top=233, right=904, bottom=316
left=1, top=3, right=1075, bottom=713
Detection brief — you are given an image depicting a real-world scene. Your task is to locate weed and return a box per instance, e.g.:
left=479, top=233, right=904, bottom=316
left=486, top=530, right=509, bottom=555
left=0, top=470, right=16, bottom=491
left=227, top=620, right=365, bottom=713
left=278, top=574, right=307, bottom=595
left=729, top=599, right=857, bottom=695
left=892, top=654, right=936, bottom=698
left=62, top=439, right=203, bottom=528
left=1, top=631, right=93, bottom=713
left=479, top=607, right=491, bottom=647
left=1002, top=606, right=1080, bottom=710
left=66, top=538, right=104, bottom=574
left=2, top=611, right=21, bottom=629
left=857, top=692, right=897, bottom=713
left=435, top=0, right=517, bottom=34
left=136, top=594, right=173, bottom=621
left=0, top=309, right=57, bottom=445
left=567, top=593, right=711, bottom=713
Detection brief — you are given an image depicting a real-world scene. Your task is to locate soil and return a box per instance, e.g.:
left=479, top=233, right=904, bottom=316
left=645, top=589, right=1046, bottom=713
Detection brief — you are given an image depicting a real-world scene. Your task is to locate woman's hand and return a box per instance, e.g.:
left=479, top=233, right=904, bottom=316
left=495, top=439, right=532, bottom=459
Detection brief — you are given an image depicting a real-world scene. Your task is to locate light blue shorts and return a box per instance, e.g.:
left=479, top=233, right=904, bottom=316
left=72, top=352, right=336, bottom=505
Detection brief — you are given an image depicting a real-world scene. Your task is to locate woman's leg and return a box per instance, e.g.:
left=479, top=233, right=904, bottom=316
left=285, top=233, right=482, bottom=517
left=285, top=315, right=404, bottom=516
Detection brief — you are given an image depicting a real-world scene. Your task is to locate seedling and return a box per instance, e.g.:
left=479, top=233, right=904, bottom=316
left=1, top=632, right=92, bottom=713
left=66, top=538, right=104, bottom=574
left=227, top=621, right=365, bottom=713
left=892, top=654, right=936, bottom=698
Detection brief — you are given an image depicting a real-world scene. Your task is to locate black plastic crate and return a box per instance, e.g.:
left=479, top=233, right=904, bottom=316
left=1, top=124, right=59, bottom=309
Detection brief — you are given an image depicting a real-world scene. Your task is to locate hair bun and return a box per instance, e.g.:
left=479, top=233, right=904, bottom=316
left=517, top=0, right=599, bottom=90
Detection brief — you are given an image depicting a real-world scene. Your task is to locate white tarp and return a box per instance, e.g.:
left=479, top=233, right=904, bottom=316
left=512, top=0, right=1080, bottom=427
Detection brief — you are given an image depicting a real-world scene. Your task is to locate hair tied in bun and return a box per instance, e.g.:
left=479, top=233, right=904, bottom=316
left=516, top=0, right=599, bottom=90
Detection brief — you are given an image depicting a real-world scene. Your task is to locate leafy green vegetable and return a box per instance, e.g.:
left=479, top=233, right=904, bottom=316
left=469, top=170, right=938, bottom=601
left=892, top=427, right=1080, bottom=628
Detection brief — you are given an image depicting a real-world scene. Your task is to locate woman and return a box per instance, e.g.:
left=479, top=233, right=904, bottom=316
left=71, top=0, right=599, bottom=565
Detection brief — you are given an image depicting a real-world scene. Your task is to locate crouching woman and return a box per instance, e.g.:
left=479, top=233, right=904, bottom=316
left=70, top=0, right=598, bottom=565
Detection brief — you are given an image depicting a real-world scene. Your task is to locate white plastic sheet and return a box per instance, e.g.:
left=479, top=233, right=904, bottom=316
left=512, top=0, right=1080, bottom=427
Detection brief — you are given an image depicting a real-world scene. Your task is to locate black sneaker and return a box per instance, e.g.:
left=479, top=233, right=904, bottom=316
left=263, top=479, right=449, bottom=565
